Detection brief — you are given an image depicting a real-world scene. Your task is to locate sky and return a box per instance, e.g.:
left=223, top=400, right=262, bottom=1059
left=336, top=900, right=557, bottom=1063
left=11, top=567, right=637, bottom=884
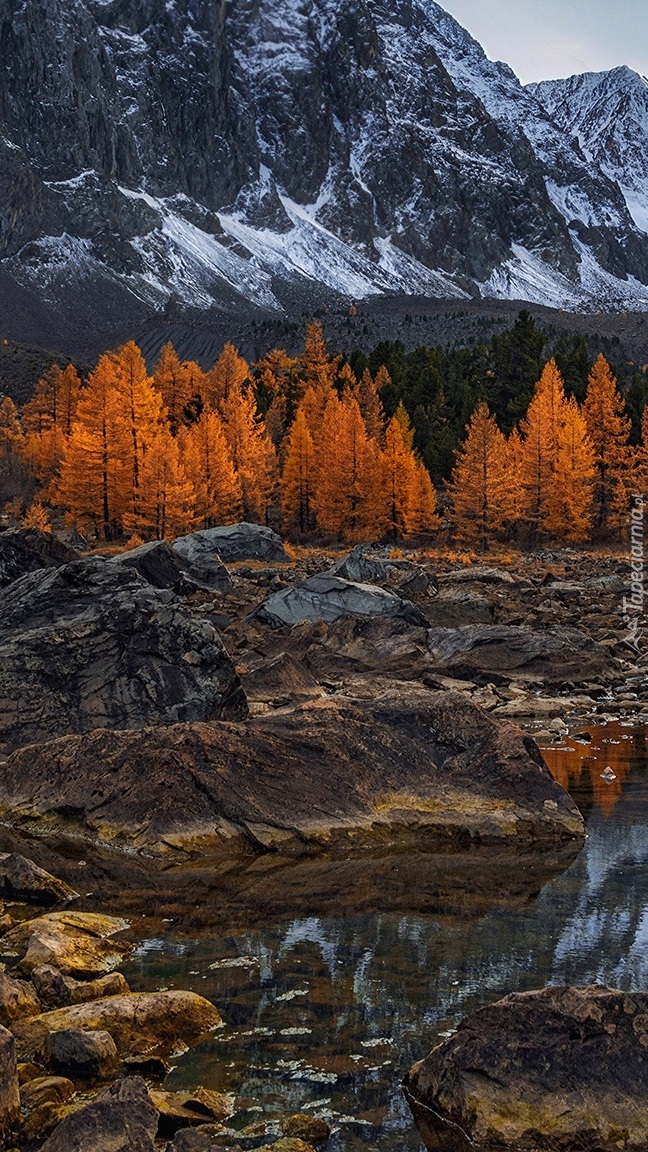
left=438, top=0, right=648, bottom=84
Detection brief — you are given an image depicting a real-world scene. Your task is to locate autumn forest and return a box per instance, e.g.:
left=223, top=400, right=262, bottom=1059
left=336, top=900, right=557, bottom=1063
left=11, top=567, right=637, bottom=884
left=1, top=318, right=647, bottom=550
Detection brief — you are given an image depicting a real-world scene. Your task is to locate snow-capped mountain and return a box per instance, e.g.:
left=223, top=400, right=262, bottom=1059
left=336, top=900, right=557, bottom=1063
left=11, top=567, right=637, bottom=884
left=2, top=0, right=648, bottom=346
left=530, top=67, right=648, bottom=236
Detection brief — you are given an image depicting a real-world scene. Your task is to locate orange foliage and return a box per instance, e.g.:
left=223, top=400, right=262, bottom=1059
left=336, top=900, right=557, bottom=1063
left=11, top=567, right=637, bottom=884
left=583, top=354, right=632, bottom=532
left=450, top=401, right=513, bottom=549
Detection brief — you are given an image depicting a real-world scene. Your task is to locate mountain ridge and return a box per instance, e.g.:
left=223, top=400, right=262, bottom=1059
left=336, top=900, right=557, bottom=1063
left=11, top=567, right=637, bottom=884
left=2, top=0, right=648, bottom=351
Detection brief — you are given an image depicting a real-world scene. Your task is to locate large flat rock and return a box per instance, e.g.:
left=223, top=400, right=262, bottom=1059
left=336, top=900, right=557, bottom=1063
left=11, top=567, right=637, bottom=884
left=0, top=691, right=584, bottom=857
left=427, top=623, right=610, bottom=684
left=405, top=985, right=648, bottom=1152
left=0, top=557, right=246, bottom=751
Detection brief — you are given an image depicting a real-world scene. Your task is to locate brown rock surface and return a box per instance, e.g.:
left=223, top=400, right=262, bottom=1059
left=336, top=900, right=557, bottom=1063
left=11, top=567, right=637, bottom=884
left=12, top=990, right=221, bottom=1062
left=39, top=1075, right=158, bottom=1152
left=0, top=691, right=584, bottom=858
left=0, top=1024, right=20, bottom=1147
left=3, top=911, right=130, bottom=977
left=404, top=985, right=648, bottom=1152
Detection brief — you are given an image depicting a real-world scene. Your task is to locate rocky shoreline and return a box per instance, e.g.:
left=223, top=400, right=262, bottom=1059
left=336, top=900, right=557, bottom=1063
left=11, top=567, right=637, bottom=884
left=0, top=524, right=644, bottom=1150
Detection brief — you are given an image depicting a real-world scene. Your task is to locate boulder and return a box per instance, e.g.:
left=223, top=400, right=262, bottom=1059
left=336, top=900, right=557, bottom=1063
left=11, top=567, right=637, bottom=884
left=40, top=1075, right=158, bottom=1152
left=0, top=527, right=78, bottom=589
left=423, top=589, right=495, bottom=628
left=20, top=1074, right=76, bottom=1112
left=255, top=574, right=427, bottom=628
left=3, top=911, right=130, bottom=977
left=174, top=522, right=288, bottom=569
left=273, top=1141, right=318, bottom=1152
left=112, top=540, right=219, bottom=594
left=0, top=1025, right=20, bottom=1147
left=46, top=1027, right=120, bottom=1079
left=0, top=970, right=41, bottom=1027
left=404, top=985, right=648, bottom=1152
left=427, top=623, right=610, bottom=685
left=13, top=991, right=221, bottom=1062
left=238, top=652, right=321, bottom=703
left=0, top=691, right=583, bottom=858
left=149, top=1087, right=234, bottom=1136
left=0, top=852, right=77, bottom=905
left=32, top=965, right=129, bottom=1010
left=329, top=547, right=437, bottom=597
left=0, top=557, right=246, bottom=750
left=282, top=1114, right=331, bottom=1142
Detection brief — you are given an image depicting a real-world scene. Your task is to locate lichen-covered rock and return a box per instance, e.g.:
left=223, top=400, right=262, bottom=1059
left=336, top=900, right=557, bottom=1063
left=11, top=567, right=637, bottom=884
left=0, top=970, right=41, bottom=1027
left=282, top=1114, right=331, bottom=1143
left=404, top=985, right=648, bottom=1152
left=13, top=991, right=221, bottom=1062
left=4, top=911, right=130, bottom=978
left=0, top=557, right=246, bottom=750
left=32, top=965, right=129, bottom=1010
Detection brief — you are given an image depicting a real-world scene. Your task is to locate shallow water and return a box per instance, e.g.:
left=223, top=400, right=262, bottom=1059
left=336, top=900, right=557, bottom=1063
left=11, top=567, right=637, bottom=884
left=123, top=722, right=648, bottom=1151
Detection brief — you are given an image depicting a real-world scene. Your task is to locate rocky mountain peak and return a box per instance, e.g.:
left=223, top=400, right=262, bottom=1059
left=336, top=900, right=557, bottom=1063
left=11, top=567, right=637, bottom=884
left=2, top=0, right=648, bottom=352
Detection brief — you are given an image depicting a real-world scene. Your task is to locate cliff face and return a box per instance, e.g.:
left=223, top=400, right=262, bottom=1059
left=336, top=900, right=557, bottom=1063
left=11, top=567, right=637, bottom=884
left=1, top=0, right=648, bottom=348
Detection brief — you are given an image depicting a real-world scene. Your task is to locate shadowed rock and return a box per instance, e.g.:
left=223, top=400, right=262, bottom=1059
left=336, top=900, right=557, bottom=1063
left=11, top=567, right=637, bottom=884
left=111, top=540, right=224, bottom=594
left=0, top=1024, right=20, bottom=1147
left=427, top=623, right=610, bottom=685
left=0, top=853, right=77, bottom=905
left=0, top=527, right=79, bottom=589
left=40, top=1075, right=158, bottom=1152
left=0, top=691, right=584, bottom=858
left=256, top=574, right=428, bottom=628
left=45, top=1028, right=120, bottom=1080
left=404, top=985, right=648, bottom=1152
left=0, top=556, right=246, bottom=750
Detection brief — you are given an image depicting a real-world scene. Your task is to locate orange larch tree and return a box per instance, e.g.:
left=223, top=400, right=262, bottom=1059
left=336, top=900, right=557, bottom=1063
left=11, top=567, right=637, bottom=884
left=125, top=426, right=195, bottom=540
left=408, top=461, right=441, bottom=537
left=21, top=364, right=81, bottom=487
left=518, top=359, right=568, bottom=537
left=0, top=397, right=25, bottom=501
left=181, top=410, right=242, bottom=527
left=153, top=343, right=194, bottom=435
left=382, top=413, right=417, bottom=540
left=221, top=383, right=277, bottom=523
left=582, top=354, right=632, bottom=532
left=109, top=341, right=166, bottom=527
left=280, top=406, right=316, bottom=536
left=450, top=401, right=513, bottom=550
left=356, top=369, right=386, bottom=443
left=312, top=393, right=384, bottom=542
left=545, top=397, right=596, bottom=541
left=205, top=344, right=250, bottom=410
left=54, top=356, right=128, bottom=539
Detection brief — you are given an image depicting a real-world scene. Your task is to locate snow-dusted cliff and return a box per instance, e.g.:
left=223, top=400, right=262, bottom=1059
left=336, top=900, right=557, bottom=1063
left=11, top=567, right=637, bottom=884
left=2, top=0, right=648, bottom=341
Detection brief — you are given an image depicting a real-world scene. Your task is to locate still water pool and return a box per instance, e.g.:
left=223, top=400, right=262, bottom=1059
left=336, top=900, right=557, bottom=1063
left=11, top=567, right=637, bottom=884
left=124, top=722, right=648, bottom=1151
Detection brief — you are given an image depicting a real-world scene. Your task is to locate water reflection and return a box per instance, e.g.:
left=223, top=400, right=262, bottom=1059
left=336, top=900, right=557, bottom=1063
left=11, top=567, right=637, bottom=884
left=544, top=724, right=645, bottom=816
left=122, top=723, right=648, bottom=1152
